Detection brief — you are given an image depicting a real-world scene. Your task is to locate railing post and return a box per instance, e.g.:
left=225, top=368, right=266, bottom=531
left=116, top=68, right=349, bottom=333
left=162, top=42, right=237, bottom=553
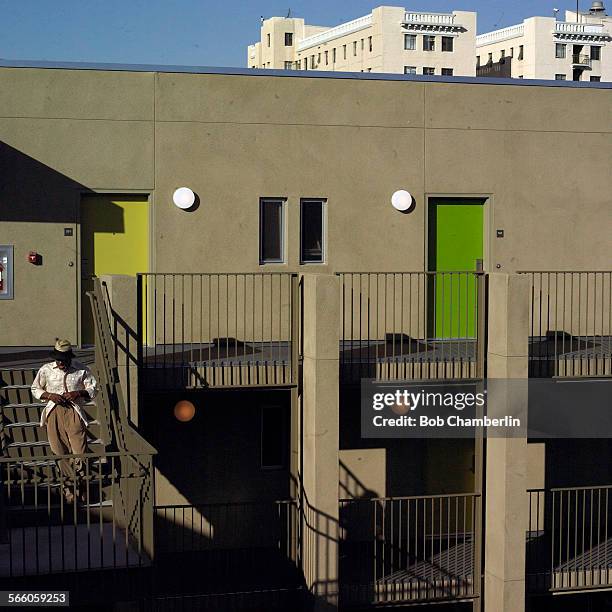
left=136, top=273, right=143, bottom=374
left=476, top=273, right=487, bottom=380
left=291, top=273, right=300, bottom=386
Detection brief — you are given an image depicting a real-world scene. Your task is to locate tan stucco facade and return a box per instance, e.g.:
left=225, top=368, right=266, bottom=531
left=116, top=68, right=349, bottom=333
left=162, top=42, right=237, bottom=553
left=0, top=65, right=611, bottom=346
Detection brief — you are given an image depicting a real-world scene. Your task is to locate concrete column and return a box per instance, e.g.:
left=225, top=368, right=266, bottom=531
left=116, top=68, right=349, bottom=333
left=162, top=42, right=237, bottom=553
left=300, top=274, right=340, bottom=610
left=484, top=273, right=530, bottom=612
left=99, top=274, right=140, bottom=426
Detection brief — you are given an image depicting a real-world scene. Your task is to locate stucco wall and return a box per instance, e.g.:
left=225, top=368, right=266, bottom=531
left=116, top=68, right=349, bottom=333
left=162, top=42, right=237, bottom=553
left=0, top=66, right=610, bottom=345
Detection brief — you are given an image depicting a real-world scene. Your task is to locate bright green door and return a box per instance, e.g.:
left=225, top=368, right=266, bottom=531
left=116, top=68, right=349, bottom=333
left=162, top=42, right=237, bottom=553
left=428, top=200, right=484, bottom=338
left=80, top=195, right=149, bottom=345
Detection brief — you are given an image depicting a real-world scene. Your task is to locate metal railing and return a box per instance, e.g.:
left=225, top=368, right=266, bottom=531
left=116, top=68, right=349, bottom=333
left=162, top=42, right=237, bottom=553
left=572, top=53, right=592, bottom=67
left=153, top=501, right=303, bottom=598
left=137, top=273, right=300, bottom=388
left=519, top=271, right=612, bottom=377
left=0, top=451, right=153, bottom=577
left=527, top=486, right=612, bottom=593
left=338, top=272, right=486, bottom=382
left=339, top=493, right=481, bottom=606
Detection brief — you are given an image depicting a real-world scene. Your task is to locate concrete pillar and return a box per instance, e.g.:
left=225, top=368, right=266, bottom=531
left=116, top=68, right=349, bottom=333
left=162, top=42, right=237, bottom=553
left=300, top=274, right=340, bottom=610
left=484, top=273, right=530, bottom=612
left=99, top=274, right=140, bottom=426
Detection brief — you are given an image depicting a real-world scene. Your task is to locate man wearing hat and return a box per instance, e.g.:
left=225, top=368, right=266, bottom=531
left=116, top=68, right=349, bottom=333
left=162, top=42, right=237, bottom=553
left=31, top=339, right=98, bottom=503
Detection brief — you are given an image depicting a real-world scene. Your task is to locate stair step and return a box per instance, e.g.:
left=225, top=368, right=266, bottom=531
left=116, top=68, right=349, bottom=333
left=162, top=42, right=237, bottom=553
left=2, top=401, right=96, bottom=409
left=15, top=456, right=107, bottom=468
left=8, top=438, right=103, bottom=448
left=5, top=419, right=99, bottom=429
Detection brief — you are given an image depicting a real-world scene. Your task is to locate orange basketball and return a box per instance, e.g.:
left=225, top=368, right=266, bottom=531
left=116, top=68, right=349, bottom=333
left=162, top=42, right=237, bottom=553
left=173, top=400, right=196, bottom=422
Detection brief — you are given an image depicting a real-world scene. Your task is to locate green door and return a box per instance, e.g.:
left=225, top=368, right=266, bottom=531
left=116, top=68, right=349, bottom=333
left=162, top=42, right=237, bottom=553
left=428, top=200, right=484, bottom=338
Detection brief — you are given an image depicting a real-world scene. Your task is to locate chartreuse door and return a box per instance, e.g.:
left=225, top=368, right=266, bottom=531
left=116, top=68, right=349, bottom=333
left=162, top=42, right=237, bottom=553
left=80, top=195, right=149, bottom=345
left=428, top=200, right=484, bottom=338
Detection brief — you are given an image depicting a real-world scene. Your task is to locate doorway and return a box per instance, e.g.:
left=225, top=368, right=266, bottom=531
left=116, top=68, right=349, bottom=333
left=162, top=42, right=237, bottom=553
left=80, top=194, right=149, bottom=345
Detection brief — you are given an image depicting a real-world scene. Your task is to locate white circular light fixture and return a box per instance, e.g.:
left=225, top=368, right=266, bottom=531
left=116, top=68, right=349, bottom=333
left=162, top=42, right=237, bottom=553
left=391, top=190, right=414, bottom=212
left=173, top=187, right=196, bottom=210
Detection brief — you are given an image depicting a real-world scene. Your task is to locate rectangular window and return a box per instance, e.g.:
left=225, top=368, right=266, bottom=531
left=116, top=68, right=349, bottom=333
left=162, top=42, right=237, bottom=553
left=285, top=32, right=293, bottom=46
left=259, top=199, right=284, bottom=264
left=261, top=405, right=286, bottom=469
left=300, top=199, right=325, bottom=263
left=518, top=45, right=524, bottom=60
left=476, top=55, right=480, bottom=68
left=442, top=36, right=454, bottom=52
left=317, top=53, right=321, bottom=65
left=555, top=73, right=566, bottom=80
left=404, top=34, right=416, bottom=50
left=555, top=43, right=566, bottom=59
left=361, top=38, right=364, bottom=51
left=501, top=49, right=506, bottom=59
left=284, top=61, right=292, bottom=70
left=510, top=47, right=514, bottom=57
left=310, top=55, right=315, bottom=68
left=591, top=46, right=601, bottom=60
left=353, top=41, right=357, bottom=56
left=303, top=58, right=308, bottom=70
left=423, top=67, right=435, bottom=75
left=325, top=50, right=328, bottom=65
left=369, top=36, right=373, bottom=52
left=487, top=52, right=493, bottom=64
left=333, top=48, right=336, bottom=62
left=441, top=68, right=454, bottom=76
left=267, top=33, right=271, bottom=47
left=343, top=44, right=347, bottom=60
left=590, top=75, right=601, bottom=81
left=404, top=66, right=417, bottom=74
left=423, top=35, right=435, bottom=51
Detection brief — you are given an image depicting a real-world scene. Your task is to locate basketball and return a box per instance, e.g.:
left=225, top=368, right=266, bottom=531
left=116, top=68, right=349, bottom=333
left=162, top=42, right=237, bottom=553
left=174, top=400, right=196, bottom=422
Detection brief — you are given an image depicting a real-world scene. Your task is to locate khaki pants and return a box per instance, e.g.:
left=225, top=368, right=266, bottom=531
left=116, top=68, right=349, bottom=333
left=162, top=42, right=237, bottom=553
left=46, top=405, right=88, bottom=497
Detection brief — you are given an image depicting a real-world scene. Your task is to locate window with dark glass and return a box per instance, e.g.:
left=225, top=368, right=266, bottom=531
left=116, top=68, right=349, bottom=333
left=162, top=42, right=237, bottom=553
left=555, top=43, right=566, bottom=58
left=300, top=199, right=325, bottom=263
left=261, top=405, right=286, bottom=469
left=285, top=32, right=293, bottom=46
left=441, top=68, right=454, bottom=76
left=442, top=36, right=454, bottom=52
left=259, top=199, right=284, bottom=263
left=404, top=34, right=416, bottom=50
left=591, top=46, right=601, bottom=60
left=423, top=67, right=435, bottom=75
left=590, top=75, right=601, bottom=81
left=423, top=35, right=435, bottom=51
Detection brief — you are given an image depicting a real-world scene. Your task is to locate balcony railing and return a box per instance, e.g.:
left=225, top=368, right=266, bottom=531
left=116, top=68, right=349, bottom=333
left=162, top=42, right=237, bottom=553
left=296, top=14, right=372, bottom=52
left=339, top=493, right=481, bottom=606
left=519, top=271, right=612, bottom=377
left=338, top=272, right=486, bottom=382
left=527, top=486, right=612, bottom=593
left=137, top=273, right=300, bottom=389
left=476, top=24, right=524, bottom=47
left=556, top=22, right=606, bottom=35
left=404, top=12, right=455, bottom=26
left=572, top=53, right=592, bottom=67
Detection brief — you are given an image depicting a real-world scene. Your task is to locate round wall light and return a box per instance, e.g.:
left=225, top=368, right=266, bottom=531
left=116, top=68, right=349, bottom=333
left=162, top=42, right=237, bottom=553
left=391, top=190, right=415, bottom=213
left=173, top=400, right=196, bottom=422
left=173, top=187, right=196, bottom=210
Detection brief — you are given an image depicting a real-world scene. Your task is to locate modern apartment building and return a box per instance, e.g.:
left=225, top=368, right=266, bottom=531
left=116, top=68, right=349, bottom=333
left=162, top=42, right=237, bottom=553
left=247, top=6, right=477, bottom=77
left=0, top=62, right=611, bottom=612
left=476, top=5, right=612, bottom=81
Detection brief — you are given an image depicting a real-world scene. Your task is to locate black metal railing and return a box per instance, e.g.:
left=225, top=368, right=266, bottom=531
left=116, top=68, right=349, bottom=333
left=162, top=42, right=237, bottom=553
left=137, top=273, right=300, bottom=388
left=527, top=486, right=612, bottom=593
left=339, top=493, right=481, bottom=606
left=338, top=272, right=486, bottom=382
left=519, top=271, right=612, bottom=377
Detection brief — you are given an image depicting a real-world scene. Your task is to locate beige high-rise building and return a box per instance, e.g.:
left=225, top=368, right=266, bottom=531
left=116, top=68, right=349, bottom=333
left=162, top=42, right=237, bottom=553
left=476, top=5, right=612, bottom=81
left=247, top=6, right=477, bottom=77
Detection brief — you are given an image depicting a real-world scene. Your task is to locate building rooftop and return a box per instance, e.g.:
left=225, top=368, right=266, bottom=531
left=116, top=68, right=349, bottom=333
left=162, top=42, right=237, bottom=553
left=1, top=58, right=611, bottom=88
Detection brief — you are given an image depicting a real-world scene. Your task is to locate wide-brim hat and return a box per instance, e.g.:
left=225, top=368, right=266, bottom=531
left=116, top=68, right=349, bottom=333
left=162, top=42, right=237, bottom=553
left=49, top=338, right=75, bottom=361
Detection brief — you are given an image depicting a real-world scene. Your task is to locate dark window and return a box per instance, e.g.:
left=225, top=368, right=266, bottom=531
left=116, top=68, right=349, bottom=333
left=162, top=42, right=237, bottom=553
left=442, top=36, right=454, bottom=52
left=476, top=55, right=480, bottom=68
left=555, top=74, right=566, bottom=80
left=591, top=46, right=601, bottom=60
left=423, top=67, right=435, bottom=75
left=285, top=32, right=293, bottom=46
left=261, top=405, right=286, bottom=469
left=441, top=68, right=454, bottom=76
left=369, top=36, right=373, bottom=52
left=267, top=33, right=271, bottom=47
left=518, top=45, right=524, bottom=60
left=590, top=75, right=601, bottom=81
left=404, top=34, right=416, bottom=50
left=555, top=43, right=566, bottom=58
left=325, top=50, right=328, bottom=65
left=300, top=199, right=325, bottom=263
left=353, top=41, right=357, bottom=56
left=333, top=48, right=336, bottom=62
left=423, top=35, right=435, bottom=51
left=259, top=199, right=284, bottom=263
left=404, top=66, right=417, bottom=74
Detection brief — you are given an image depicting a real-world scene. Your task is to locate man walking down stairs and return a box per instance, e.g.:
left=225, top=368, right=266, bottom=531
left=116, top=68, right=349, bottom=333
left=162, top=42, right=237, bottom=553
left=30, top=339, right=98, bottom=504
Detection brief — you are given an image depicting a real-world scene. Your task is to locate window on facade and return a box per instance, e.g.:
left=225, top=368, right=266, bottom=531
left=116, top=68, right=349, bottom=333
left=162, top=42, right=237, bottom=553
left=510, top=47, right=514, bottom=57
left=361, top=38, right=364, bottom=51
left=353, top=41, right=357, bottom=56
left=423, top=35, right=435, bottom=51
left=555, top=74, right=566, bottom=80
left=300, top=199, right=325, bottom=263
left=333, top=48, right=336, bottom=63
left=404, top=66, right=417, bottom=74
left=285, top=32, right=293, bottom=46
left=369, top=36, right=373, bottom=52
left=518, top=45, right=524, bottom=60
left=317, top=53, right=321, bottom=65
left=267, top=33, right=271, bottom=47
left=555, top=43, right=566, bottom=59
left=501, top=49, right=506, bottom=59
left=261, top=405, right=286, bottom=469
left=442, top=36, right=454, bottom=52
left=284, top=61, right=292, bottom=70
left=591, top=46, right=601, bottom=60
left=311, top=55, right=315, bottom=69
left=518, top=75, right=523, bottom=78
left=487, top=52, right=493, bottom=64
left=404, top=34, right=416, bottom=50
left=590, top=75, right=601, bottom=81
left=259, top=199, right=284, bottom=264
left=441, top=68, right=454, bottom=76
left=423, top=67, right=435, bottom=75
left=303, top=58, right=308, bottom=70
left=476, top=55, right=480, bottom=68
left=343, top=44, right=347, bottom=59
left=325, top=50, right=328, bottom=65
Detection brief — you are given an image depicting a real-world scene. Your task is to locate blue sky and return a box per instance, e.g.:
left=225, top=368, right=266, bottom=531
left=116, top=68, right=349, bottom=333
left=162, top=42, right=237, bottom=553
left=1, top=1, right=581, bottom=67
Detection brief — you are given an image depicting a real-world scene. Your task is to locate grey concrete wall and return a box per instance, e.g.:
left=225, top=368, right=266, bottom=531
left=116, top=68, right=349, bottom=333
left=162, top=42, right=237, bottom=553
left=1, top=67, right=611, bottom=345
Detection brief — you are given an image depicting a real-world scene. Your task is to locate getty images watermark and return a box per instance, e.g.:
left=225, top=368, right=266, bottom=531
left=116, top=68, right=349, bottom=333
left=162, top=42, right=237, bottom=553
left=361, top=378, right=612, bottom=438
